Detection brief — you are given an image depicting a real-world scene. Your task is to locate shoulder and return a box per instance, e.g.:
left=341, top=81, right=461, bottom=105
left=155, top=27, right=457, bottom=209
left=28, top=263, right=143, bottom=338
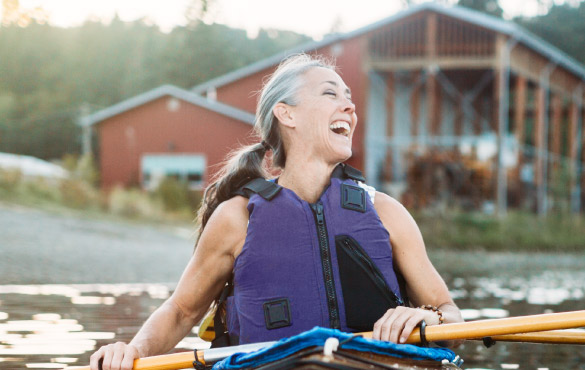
left=207, top=195, right=249, bottom=231
left=373, top=191, right=409, bottom=220
left=373, top=192, right=423, bottom=248
left=197, top=195, right=249, bottom=257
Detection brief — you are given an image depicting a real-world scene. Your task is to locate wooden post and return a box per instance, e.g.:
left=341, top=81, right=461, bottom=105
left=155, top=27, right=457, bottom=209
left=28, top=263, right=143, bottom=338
left=514, top=76, right=527, bottom=180
left=425, top=13, right=439, bottom=140
left=551, top=94, right=563, bottom=172
left=454, top=94, right=464, bottom=137
left=385, top=72, right=395, bottom=182
left=472, top=98, right=483, bottom=135
left=568, top=96, right=580, bottom=213
left=411, top=71, right=421, bottom=138
left=534, top=85, right=545, bottom=194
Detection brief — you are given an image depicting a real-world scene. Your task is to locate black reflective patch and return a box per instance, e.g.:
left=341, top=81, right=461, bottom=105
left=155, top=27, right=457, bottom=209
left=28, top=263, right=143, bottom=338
left=263, top=298, right=292, bottom=330
left=341, top=183, right=367, bottom=213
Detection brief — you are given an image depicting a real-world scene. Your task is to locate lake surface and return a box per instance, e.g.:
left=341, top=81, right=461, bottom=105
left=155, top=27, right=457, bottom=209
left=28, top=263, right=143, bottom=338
left=1, top=203, right=584, bottom=369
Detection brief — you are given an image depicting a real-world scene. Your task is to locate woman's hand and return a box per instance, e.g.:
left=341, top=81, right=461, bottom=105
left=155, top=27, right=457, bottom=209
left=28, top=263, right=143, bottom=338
left=372, top=306, right=441, bottom=344
left=90, top=342, right=141, bottom=370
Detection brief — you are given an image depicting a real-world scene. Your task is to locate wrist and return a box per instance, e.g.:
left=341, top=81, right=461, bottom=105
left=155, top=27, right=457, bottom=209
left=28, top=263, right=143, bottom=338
left=419, top=305, right=444, bottom=325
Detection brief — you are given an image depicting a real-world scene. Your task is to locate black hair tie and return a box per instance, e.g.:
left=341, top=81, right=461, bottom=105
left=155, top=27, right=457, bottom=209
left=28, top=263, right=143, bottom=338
left=260, top=140, right=272, bottom=151
left=419, top=320, right=429, bottom=347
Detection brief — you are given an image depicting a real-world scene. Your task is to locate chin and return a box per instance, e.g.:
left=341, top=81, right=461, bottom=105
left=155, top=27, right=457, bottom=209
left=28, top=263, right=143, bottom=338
left=334, top=148, right=352, bottom=163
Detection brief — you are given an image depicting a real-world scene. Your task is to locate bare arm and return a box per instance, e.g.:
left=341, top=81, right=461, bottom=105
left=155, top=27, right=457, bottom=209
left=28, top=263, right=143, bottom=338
left=372, top=192, right=463, bottom=345
left=90, top=196, right=249, bottom=370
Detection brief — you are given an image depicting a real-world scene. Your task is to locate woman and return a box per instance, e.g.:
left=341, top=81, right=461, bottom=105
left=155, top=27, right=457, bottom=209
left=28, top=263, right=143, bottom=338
left=90, top=54, right=463, bottom=370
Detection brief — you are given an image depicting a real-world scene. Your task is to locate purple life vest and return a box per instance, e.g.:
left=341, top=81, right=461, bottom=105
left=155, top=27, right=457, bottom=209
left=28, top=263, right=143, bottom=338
left=227, top=164, right=404, bottom=344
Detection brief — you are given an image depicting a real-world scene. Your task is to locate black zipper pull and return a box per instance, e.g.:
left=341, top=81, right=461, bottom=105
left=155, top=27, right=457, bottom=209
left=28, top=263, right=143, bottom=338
left=313, top=202, right=324, bottom=225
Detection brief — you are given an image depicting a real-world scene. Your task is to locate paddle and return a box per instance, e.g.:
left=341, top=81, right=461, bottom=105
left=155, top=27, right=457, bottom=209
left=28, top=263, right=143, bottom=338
left=480, top=330, right=585, bottom=345
left=70, top=310, right=585, bottom=370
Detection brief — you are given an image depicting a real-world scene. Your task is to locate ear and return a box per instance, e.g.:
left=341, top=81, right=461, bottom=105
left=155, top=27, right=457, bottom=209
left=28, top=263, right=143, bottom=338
left=273, top=103, right=296, bottom=129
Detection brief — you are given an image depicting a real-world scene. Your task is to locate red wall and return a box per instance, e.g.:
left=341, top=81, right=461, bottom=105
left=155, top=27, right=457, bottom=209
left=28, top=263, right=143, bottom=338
left=97, top=96, right=255, bottom=189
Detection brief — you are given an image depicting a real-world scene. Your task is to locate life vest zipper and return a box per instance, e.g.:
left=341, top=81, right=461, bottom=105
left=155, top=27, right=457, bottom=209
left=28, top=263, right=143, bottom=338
left=310, top=201, right=341, bottom=329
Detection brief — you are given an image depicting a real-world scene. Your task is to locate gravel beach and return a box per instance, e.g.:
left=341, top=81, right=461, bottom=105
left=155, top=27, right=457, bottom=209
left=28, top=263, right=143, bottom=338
left=0, top=202, right=194, bottom=284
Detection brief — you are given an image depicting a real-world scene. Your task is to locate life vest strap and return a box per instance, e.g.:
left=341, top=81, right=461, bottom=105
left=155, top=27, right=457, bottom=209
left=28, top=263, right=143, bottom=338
left=235, top=178, right=282, bottom=201
left=339, top=163, right=366, bottom=182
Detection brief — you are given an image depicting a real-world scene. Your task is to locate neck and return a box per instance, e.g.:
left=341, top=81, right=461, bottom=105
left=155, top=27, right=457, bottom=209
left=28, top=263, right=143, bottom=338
left=278, top=156, right=339, bottom=204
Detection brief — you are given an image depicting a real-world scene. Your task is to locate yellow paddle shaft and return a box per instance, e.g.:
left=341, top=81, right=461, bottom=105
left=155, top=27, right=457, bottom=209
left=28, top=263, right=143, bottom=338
left=487, top=330, right=585, bottom=344
left=71, top=310, right=585, bottom=369
left=67, top=351, right=195, bottom=370
left=358, top=310, right=585, bottom=344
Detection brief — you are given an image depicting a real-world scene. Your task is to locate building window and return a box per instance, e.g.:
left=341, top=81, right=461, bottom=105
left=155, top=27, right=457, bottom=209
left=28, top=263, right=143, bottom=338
left=141, top=154, right=206, bottom=190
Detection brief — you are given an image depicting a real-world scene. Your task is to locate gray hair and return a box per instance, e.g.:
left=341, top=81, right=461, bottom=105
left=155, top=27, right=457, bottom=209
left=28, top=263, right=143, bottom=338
left=196, top=54, right=335, bottom=242
left=255, top=53, right=335, bottom=167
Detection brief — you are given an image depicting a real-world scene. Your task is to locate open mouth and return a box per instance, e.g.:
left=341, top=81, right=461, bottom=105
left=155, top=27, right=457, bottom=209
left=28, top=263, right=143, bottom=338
left=329, top=121, right=350, bottom=137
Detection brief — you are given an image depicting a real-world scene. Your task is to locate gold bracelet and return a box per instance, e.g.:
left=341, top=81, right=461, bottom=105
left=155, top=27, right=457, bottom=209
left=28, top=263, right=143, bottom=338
left=419, top=304, right=444, bottom=324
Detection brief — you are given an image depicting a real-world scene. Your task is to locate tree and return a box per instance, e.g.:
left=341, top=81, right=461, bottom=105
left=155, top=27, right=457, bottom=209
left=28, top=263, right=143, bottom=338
left=457, top=0, right=504, bottom=18
left=515, top=2, right=585, bottom=65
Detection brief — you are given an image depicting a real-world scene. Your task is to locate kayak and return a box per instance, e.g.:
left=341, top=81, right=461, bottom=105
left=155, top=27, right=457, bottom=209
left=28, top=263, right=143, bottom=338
left=238, top=347, right=463, bottom=369
left=208, top=327, right=463, bottom=370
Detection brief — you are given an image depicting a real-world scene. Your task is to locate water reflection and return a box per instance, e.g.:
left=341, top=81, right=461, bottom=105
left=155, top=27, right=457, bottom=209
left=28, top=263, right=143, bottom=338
left=0, top=274, right=583, bottom=369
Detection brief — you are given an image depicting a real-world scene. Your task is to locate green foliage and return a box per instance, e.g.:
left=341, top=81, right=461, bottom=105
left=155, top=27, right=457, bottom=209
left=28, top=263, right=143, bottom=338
left=153, top=177, right=190, bottom=212
left=515, top=2, right=585, bottom=65
left=0, top=168, right=22, bottom=190
left=59, top=178, right=97, bottom=209
left=0, top=18, right=311, bottom=160
left=457, top=0, right=504, bottom=18
left=415, top=210, right=585, bottom=251
left=108, top=186, right=163, bottom=218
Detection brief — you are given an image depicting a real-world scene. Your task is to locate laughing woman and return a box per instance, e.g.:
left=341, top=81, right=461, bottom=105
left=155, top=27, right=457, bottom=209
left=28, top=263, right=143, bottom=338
left=90, top=54, right=463, bottom=370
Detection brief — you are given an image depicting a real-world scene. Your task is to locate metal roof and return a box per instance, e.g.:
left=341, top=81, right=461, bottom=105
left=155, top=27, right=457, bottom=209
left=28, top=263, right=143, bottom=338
left=191, top=2, right=585, bottom=94
left=80, top=84, right=255, bottom=127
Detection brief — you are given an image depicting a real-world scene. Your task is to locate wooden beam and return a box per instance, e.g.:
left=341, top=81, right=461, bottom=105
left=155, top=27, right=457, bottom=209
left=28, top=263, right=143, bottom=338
left=568, top=100, right=579, bottom=206
left=492, top=69, right=501, bottom=133
left=427, top=72, right=442, bottom=136
left=369, top=57, right=495, bottom=71
left=514, top=75, right=527, bottom=180
left=472, top=98, right=483, bottom=135
left=426, top=13, right=437, bottom=60
left=410, top=71, right=421, bottom=137
left=385, top=72, right=395, bottom=182
left=454, top=94, right=464, bottom=137
left=551, top=94, right=563, bottom=171
left=534, top=85, right=546, bottom=187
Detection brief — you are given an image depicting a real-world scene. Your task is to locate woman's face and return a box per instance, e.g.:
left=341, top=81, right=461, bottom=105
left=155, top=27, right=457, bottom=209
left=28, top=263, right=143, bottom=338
left=285, top=67, right=357, bottom=163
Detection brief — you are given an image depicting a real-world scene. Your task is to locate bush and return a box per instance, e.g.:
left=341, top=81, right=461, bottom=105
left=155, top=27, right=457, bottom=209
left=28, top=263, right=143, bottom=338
left=108, top=186, right=163, bottom=218
left=154, top=177, right=190, bottom=212
left=0, top=168, right=22, bottom=190
left=59, top=178, right=98, bottom=209
left=24, top=177, right=61, bottom=202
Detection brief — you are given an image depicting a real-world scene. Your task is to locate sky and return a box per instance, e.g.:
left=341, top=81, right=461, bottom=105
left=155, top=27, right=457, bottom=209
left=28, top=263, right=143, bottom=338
left=10, top=0, right=572, bottom=39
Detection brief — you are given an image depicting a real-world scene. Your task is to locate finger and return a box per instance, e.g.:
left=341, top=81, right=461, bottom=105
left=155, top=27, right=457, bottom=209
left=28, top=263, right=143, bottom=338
left=379, top=310, right=401, bottom=342
left=400, top=315, right=425, bottom=343
left=89, top=347, right=104, bottom=370
left=388, top=312, right=411, bottom=344
left=110, top=342, right=126, bottom=370
left=373, top=309, right=394, bottom=340
left=102, top=344, right=115, bottom=370
left=121, top=346, right=138, bottom=370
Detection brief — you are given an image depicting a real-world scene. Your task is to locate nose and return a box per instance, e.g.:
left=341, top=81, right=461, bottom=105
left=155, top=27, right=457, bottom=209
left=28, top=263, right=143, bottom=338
left=341, top=97, right=355, bottom=114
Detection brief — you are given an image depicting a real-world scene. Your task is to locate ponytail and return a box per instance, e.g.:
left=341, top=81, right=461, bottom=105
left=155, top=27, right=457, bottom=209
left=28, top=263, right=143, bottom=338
left=195, top=53, right=335, bottom=246
left=195, top=141, right=268, bottom=244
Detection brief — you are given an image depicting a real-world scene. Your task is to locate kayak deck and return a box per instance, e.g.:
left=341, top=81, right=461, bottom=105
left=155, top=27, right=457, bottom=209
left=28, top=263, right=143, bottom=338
left=250, top=348, right=462, bottom=370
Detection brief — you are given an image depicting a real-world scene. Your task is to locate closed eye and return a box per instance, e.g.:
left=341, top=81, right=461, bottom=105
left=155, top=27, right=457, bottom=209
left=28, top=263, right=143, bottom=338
left=324, top=90, right=337, bottom=97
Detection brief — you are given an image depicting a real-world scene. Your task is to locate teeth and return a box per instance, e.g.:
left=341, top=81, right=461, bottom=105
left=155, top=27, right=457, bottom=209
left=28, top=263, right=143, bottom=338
left=329, top=121, right=350, bottom=136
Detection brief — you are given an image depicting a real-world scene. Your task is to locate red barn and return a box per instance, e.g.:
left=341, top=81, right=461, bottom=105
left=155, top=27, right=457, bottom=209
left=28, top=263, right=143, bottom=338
left=84, top=3, right=585, bottom=213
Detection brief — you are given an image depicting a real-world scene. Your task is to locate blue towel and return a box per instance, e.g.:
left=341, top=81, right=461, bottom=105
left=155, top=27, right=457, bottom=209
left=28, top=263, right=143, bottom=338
left=212, top=327, right=459, bottom=369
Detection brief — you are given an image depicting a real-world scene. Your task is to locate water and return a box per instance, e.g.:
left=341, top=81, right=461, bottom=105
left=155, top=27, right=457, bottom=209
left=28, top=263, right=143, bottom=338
left=1, top=203, right=584, bottom=369
left=1, top=270, right=583, bottom=369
